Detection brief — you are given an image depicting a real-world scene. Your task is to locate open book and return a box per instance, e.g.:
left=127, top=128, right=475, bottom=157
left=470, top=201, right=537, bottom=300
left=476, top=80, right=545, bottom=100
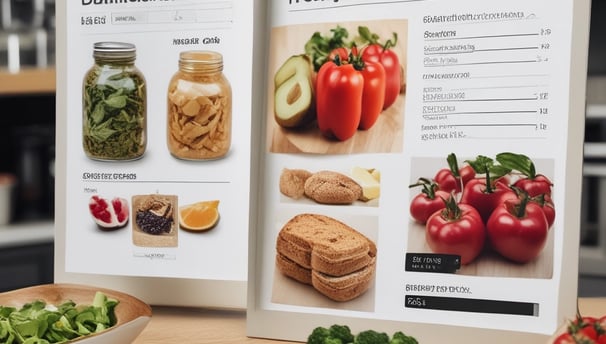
left=247, top=1, right=590, bottom=343
left=55, top=0, right=591, bottom=343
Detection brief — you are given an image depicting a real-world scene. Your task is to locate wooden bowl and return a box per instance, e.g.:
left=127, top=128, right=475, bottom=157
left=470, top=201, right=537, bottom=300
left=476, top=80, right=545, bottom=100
left=0, top=283, right=152, bottom=343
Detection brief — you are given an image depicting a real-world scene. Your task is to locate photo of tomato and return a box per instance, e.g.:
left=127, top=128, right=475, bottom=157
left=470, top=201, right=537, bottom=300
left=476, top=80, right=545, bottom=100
left=407, top=153, right=556, bottom=278
left=266, top=19, right=408, bottom=154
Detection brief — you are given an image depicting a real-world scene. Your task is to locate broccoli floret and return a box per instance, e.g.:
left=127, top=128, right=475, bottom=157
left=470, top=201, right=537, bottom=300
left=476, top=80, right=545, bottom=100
left=354, top=329, right=390, bottom=344
left=307, top=327, right=331, bottom=344
left=390, top=331, right=418, bottom=344
left=325, top=338, right=344, bottom=344
left=328, top=324, right=354, bottom=343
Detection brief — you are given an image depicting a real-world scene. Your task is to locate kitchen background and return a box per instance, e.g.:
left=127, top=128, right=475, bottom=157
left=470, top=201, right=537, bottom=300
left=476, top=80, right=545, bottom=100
left=0, top=0, right=604, bottom=295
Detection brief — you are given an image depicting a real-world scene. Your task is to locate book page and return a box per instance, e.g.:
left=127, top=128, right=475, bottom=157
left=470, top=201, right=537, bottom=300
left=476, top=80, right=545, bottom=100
left=248, top=0, right=590, bottom=342
left=54, top=0, right=259, bottom=308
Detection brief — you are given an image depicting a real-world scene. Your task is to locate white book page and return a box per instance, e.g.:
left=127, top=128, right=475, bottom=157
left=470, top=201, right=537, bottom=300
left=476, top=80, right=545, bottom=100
left=248, top=0, right=590, bottom=342
left=55, top=0, right=257, bottom=308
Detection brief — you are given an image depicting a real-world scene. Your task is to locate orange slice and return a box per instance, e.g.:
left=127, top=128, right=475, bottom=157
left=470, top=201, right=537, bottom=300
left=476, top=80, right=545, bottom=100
left=178, top=200, right=220, bottom=231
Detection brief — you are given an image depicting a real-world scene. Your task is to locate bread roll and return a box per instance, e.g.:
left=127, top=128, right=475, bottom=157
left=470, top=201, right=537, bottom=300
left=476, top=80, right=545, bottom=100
left=303, top=171, right=362, bottom=204
left=279, top=168, right=312, bottom=199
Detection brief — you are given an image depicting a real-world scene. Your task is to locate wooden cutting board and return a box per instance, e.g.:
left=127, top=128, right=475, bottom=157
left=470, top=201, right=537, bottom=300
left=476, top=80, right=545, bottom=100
left=269, top=94, right=405, bottom=154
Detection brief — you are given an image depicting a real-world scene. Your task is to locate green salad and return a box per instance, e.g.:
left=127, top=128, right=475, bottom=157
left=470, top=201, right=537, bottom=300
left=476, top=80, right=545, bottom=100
left=0, top=291, right=118, bottom=344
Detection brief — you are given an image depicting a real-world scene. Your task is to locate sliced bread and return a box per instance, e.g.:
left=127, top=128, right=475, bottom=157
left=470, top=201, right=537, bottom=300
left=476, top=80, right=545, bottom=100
left=275, top=213, right=376, bottom=301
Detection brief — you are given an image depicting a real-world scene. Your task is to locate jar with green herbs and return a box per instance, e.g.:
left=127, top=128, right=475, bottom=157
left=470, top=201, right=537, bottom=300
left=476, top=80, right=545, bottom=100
left=167, top=50, right=232, bottom=160
left=83, top=42, right=147, bottom=161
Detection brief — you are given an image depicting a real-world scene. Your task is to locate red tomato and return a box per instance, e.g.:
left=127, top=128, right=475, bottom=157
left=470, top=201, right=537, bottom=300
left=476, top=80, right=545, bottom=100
left=554, top=332, right=593, bottom=344
left=514, top=174, right=553, bottom=197
left=316, top=59, right=363, bottom=141
left=425, top=196, right=485, bottom=265
left=553, top=332, right=576, bottom=344
left=358, top=59, right=386, bottom=130
left=460, top=178, right=517, bottom=224
left=486, top=197, right=549, bottom=263
left=328, top=47, right=350, bottom=61
left=321, top=47, right=386, bottom=133
left=435, top=165, right=475, bottom=193
left=531, top=193, right=555, bottom=229
left=409, top=179, right=449, bottom=224
left=570, top=316, right=599, bottom=338
left=361, top=43, right=400, bottom=110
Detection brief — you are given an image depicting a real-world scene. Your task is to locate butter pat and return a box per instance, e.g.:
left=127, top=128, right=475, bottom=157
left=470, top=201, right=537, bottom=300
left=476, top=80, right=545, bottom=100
left=351, top=167, right=381, bottom=201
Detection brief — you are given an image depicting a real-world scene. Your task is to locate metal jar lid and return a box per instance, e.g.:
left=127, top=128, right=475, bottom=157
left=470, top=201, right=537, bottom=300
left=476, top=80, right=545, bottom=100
left=93, top=42, right=136, bottom=62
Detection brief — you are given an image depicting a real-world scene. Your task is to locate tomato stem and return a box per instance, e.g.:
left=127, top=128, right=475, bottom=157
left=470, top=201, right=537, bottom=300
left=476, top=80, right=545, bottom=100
left=441, top=193, right=462, bottom=221
left=409, top=178, right=439, bottom=199
left=509, top=187, right=530, bottom=218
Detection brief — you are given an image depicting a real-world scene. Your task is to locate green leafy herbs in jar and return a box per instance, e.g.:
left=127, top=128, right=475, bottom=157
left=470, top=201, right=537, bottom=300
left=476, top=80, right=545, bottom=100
left=167, top=50, right=232, bottom=160
left=83, top=42, right=146, bottom=161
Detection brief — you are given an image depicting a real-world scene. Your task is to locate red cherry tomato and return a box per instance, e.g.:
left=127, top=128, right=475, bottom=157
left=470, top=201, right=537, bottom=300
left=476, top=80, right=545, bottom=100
left=553, top=333, right=577, bottom=344
left=433, top=153, right=475, bottom=193
left=514, top=174, right=553, bottom=197
left=553, top=332, right=576, bottom=344
left=486, top=197, right=549, bottom=263
left=425, top=196, right=485, bottom=265
left=409, top=178, right=449, bottom=224
left=531, top=193, right=555, bottom=229
left=435, top=165, right=475, bottom=194
left=460, top=178, right=517, bottom=224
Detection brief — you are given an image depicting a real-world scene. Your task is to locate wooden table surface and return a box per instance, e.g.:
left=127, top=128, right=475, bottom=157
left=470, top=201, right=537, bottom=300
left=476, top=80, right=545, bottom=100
left=133, top=298, right=606, bottom=343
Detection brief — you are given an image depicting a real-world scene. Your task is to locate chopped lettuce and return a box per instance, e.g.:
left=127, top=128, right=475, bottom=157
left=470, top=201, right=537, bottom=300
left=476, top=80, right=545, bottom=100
left=0, top=291, right=118, bottom=344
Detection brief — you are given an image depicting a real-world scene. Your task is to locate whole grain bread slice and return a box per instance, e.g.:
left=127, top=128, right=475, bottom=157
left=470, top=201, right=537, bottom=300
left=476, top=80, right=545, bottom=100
left=312, top=258, right=376, bottom=302
left=276, top=213, right=375, bottom=277
left=275, top=252, right=312, bottom=284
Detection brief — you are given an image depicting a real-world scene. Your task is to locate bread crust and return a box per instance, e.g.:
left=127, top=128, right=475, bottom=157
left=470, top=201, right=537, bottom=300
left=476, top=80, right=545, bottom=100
left=275, top=253, right=311, bottom=284
left=303, top=171, right=362, bottom=204
left=312, top=260, right=375, bottom=302
left=275, top=213, right=376, bottom=301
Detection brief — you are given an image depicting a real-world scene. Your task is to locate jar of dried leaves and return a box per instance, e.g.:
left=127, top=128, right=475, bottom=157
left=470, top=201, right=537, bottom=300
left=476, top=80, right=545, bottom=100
left=167, top=50, right=232, bottom=160
left=83, top=42, right=147, bottom=161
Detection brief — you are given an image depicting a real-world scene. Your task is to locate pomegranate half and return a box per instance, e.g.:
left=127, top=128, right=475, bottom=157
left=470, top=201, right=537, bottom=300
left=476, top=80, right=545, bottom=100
left=89, top=195, right=129, bottom=229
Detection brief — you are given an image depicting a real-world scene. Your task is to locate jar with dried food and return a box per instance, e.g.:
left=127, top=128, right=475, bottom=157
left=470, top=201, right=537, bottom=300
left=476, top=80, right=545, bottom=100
left=167, top=50, right=232, bottom=160
left=83, top=42, right=147, bottom=161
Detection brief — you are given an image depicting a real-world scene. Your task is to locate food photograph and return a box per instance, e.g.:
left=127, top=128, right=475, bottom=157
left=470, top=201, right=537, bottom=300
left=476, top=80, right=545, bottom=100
left=278, top=166, right=381, bottom=207
left=271, top=212, right=378, bottom=312
left=407, top=153, right=555, bottom=278
left=266, top=19, right=408, bottom=154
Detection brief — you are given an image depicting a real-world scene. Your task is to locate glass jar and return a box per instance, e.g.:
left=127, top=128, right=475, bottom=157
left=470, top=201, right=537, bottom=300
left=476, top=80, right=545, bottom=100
left=82, top=42, right=147, bottom=161
left=167, top=50, right=232, bottom=160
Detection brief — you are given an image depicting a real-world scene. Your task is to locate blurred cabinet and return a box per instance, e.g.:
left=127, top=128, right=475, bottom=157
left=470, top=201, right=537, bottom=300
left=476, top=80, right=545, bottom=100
left=581, top=77, right=606, bottom=276
left=0, top=0, right=56, bottom=290
left=0, top=242, right=53, bottom=291
left=0, top=221, right=54, bottom=291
